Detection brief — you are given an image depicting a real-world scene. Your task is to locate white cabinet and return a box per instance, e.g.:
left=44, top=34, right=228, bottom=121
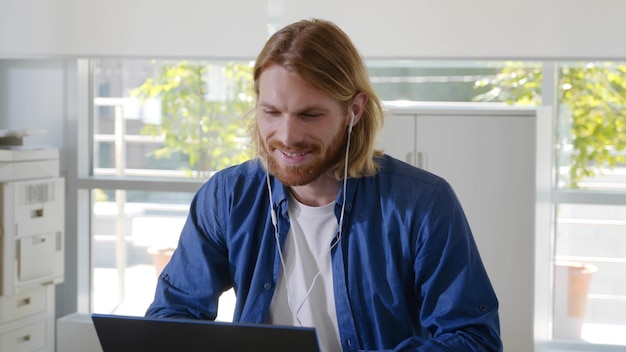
left=1, top=177, right=65, bottom=295
left=378, top=103, right=553, bottom=351
left=0, top=145, right=64, bottom=352
left=0, top=286, right=54, bottom=352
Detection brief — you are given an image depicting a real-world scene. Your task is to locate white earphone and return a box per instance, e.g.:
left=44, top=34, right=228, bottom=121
left=265, top=108, right=355, bottom=326
left=348, top=110, right=355, bottom=132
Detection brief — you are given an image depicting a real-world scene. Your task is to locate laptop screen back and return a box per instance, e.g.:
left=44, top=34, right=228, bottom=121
left=91, top=314, right=320, bottom=352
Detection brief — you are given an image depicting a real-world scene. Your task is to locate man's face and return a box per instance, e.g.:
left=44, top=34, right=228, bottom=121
left=256, top=64, right=347, bottom=187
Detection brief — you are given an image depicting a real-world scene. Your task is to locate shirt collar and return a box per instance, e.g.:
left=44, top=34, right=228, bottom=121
left=268, top=174, right=358, bottom=220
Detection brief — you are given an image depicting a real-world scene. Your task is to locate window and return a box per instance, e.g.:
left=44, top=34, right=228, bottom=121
left=76, top=58, right=626, bottom=348
left=553, top=203, right=626, bottom=345
left=554, top=62, right=626, bottom=191
left=86, top=59, right=254, bottom=320
left=366, top=60, right=541, bottom=104
left=91, top=189, right=190, bottom=315
left=552, top=62, right=626, bottom=346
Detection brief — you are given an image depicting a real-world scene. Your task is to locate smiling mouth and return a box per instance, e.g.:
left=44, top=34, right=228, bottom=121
left=281, top=150, right=308, bottom=158
left=267, top=141, right=316, bottom=163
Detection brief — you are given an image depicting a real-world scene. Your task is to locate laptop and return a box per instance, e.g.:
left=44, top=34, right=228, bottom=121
left=91, top=314, right=320, bottom=352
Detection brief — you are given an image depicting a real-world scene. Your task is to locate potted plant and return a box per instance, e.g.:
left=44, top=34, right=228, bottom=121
left=553, top=260, right=598, bottom=339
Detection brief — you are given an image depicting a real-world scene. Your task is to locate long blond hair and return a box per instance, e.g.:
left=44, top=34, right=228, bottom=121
left=248, top=18, right=385, bottom=179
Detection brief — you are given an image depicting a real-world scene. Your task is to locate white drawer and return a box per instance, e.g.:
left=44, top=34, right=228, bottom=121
left=0, top=287, right=47, bottom=324
left=2, top=178, right=64, bottom=238
left=0, top=320, right=46, bottom=352
left=17, top=233, right=59, bottom=282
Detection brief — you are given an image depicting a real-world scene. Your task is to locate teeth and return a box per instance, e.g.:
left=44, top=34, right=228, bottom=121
left=283, top=150, right=306, bottom=157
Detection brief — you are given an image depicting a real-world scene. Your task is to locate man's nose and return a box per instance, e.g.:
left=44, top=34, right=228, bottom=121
left=276, top=115, right=304, bottom=146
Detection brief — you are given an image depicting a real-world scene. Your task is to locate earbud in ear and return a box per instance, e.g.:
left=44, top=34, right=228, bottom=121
left=348, top=110, right=356, bottom=132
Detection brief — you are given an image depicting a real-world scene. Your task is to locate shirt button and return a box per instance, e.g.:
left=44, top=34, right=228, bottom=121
left=263, top=282, right=272, bottom=290
left=347, top=338, right=352, bottom=346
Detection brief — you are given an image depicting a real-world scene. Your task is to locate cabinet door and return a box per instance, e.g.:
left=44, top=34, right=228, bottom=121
left=415, top=112, right=536, bottom=352
left=376, top=112, right=416, bottom=165
left=415, top=113, right=536, bottom=256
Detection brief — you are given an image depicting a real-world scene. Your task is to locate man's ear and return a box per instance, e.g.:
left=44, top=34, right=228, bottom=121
left=347, top=92, right=368, bottom=128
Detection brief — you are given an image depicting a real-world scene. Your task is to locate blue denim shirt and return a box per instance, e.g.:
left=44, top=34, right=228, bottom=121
left=146, top=155, right=502, bottom=351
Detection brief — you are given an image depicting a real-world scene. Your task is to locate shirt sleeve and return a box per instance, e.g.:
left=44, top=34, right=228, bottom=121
left=398, top=180, right=502, bottom=351
left=145, top=180, right=231, bottom=320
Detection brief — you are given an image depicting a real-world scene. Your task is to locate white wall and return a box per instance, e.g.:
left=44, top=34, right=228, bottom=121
left=277, top=0, right=626, bottom=60
left=2, top=0, right=626, bottom=59
left=0, top=60, right=69, bottom=156
left=0, top=0, right=267, bottom=59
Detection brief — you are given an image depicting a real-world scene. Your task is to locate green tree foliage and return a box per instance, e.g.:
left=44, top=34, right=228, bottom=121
left=132, top=61, right=254, bottom=178
left=474, top=62, right=626, bottom=188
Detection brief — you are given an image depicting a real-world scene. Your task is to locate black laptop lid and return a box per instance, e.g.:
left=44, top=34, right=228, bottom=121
left=91, top=314, right=320, bottom=352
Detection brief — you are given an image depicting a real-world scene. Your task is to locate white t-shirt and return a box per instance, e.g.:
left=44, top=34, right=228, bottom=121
left=267, top=193, right=342, bottom=352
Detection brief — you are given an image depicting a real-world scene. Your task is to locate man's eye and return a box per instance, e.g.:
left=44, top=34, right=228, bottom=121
left=303, top=113, right=321, bottom=118
left=264, top=110, right=279, bottom=115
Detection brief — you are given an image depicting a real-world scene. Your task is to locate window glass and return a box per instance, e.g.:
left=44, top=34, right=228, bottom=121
left=551, top=62, right=626, bottom=347
left=91, top=188, right=237, bottom=320
left=555, top=62, right=626, bottom=190
left=91, top=189, right=191, bottom=315
left=90, top=58, right=252, bottom=318
left=554, top=203, right=626, bottom=345
left=367, top=60, right=541, bottom=104
left=93, top=59, right=255, bottom=179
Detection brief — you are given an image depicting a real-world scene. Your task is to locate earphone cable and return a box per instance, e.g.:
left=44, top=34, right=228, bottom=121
left=267, top=110, right=354, bottom=326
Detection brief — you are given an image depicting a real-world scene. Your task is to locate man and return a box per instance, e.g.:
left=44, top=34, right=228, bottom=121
left=146, top=18, right=502, bottom=351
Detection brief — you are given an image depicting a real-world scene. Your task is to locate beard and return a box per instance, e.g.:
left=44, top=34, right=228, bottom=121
left=265, top=127, right=346, bottom=187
